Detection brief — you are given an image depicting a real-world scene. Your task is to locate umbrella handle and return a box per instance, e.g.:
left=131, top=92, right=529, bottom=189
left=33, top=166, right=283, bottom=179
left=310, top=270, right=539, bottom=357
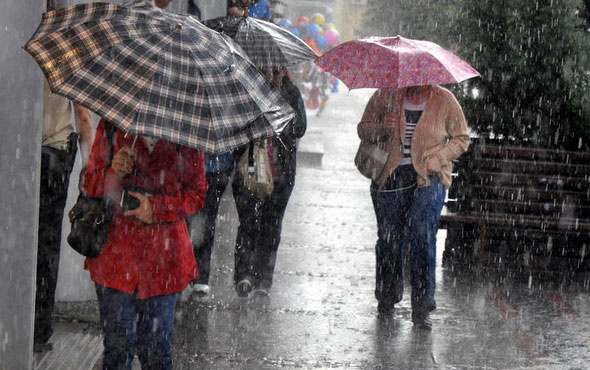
left=248, top=141, right=255, bottom=173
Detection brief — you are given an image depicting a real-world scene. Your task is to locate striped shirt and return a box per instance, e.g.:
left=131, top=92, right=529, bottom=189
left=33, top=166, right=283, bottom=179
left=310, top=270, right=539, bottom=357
left=401, top=100, right=426, bottom=166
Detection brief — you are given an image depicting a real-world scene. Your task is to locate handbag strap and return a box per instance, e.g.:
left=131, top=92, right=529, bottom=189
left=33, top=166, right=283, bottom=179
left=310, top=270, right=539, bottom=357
left=78, top=122, right=116, bottom=192
left=248, top=141, right=255, bottom=169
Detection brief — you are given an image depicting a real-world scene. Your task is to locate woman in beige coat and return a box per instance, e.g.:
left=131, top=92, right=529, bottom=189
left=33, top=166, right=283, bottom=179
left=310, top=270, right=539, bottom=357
left=357, top=84, right=470, bottom=329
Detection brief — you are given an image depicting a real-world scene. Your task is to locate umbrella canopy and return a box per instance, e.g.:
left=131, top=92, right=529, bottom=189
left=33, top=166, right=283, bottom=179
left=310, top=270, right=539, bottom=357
left=314, top=36, right=480, bottom=89
left=204, top=16, right=319, bottom=70
left=24, top=1, right=294, bottom=154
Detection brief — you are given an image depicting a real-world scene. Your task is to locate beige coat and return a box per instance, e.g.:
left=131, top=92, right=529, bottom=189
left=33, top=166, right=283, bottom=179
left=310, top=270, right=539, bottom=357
left=357, top=85, right=470, bottom=189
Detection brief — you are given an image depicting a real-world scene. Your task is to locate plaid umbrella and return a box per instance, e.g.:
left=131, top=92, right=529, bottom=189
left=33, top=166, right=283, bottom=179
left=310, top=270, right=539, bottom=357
left=204, top=16, right=319, bottom=70
left=24, top=1, right=294, bottom=154
left=315, top=36, right=480, bottom=89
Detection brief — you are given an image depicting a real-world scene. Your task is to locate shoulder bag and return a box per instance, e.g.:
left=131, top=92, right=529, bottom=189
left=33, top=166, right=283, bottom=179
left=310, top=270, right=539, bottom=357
left=66, top=124, right=115, bottom=258
left=354, top=140, right=389, bottom=182
left=237, top=140, right=274, bottom=197
left=355, top=98, right=398, bottom=182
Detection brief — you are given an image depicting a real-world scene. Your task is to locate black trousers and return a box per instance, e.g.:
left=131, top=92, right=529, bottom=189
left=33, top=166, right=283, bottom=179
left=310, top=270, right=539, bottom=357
left=232, top=179, right=294, bottom=290
left=35, top=137, right=77, bottom=345
left=186, top=168, right=233, bottom=285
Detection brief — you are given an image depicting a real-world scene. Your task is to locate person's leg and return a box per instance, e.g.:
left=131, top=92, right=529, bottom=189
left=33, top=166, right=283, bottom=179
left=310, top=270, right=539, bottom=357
left=407, top=176, right=446, bottom=322
left=370, top=187, right=412, bottom=312
left=252, top=181, right=294, bottom=291
left=95, top=284, right=137, bottom=370
left=135, top=293, right=177, bottom=370
left=192, top=169, right=232, bottom=285
left=231, top=180, right=262, bottom=295
left=34, top=148, right=75, bottom=349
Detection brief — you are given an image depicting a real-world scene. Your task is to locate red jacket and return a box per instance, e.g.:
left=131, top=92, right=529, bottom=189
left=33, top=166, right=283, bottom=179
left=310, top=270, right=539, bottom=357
left=84, top=119, right=208, bottom=299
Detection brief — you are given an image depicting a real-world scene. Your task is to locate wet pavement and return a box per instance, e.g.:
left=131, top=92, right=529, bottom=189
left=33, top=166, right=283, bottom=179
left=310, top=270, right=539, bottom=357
left=41, top=88, right=590, bottom=369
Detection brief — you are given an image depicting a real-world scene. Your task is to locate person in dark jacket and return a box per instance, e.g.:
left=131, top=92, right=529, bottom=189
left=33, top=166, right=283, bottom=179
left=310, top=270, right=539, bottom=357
left=187, top=0, right=201, bottom=19
left=231, top=68, right=307, bottom=297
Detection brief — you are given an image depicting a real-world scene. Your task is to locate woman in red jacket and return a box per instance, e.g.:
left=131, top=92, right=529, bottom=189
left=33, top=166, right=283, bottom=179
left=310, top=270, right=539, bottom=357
left=84, top=119, right=208, bottom=369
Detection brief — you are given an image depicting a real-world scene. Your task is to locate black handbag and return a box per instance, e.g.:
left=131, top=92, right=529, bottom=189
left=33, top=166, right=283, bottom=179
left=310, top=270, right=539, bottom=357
left=67, top=193, right=113, bottom=258
left=66, top=123, right=115, bottom=258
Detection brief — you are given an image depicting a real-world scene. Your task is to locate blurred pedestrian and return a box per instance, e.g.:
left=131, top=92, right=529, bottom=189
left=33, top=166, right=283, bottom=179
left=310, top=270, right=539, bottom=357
left=34, top=79, right=93, bottom=353
left=84, top=119, right=207, bottom=369
left=187, top=0, right=201, bottom=19
left=357, top=84, right=470, bottom=329
left=154, top=0, right=172, bottom=8
left=227, top=0, right=271, bottom=20
left=227, top=0, right=250, bottom=16
left=232, top=67, right=307, bottom=297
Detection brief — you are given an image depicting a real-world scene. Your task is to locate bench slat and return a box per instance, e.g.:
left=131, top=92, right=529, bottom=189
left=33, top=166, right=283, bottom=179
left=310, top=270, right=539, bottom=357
left=473, top=145, right=590, bottom=164
left=440, top=213, right=590, bottom=231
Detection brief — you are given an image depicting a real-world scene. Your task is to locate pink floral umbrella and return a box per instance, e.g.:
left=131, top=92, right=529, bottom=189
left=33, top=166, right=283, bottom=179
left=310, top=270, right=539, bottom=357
left=314, top=35, right=480, bottom=89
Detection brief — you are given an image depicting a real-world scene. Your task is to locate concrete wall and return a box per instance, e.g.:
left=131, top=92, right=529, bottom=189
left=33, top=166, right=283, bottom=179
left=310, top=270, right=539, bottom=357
left=0, top=1, right=44, bottom=369
left=194, top=0, right=226, bottom=20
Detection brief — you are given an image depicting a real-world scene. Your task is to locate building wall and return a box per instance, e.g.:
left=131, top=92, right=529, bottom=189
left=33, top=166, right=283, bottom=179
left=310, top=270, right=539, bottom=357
left=0, top=1, right=44, bottom=368
left=332, top=0, right=369, bottom=42
left=194, top=0, right=225, bottom=20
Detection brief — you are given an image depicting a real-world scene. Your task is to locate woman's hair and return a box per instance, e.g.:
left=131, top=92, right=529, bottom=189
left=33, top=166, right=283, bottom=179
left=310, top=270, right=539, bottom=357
left=283, top=68, right=293, bottom=82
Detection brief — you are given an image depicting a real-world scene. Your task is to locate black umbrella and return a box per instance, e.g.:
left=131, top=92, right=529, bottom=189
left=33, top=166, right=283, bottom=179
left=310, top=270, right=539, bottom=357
left=204, top=16, right=319, bottom=71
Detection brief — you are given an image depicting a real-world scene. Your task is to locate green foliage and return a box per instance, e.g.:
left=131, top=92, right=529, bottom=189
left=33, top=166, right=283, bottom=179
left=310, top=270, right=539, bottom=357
left=362, top=0, right=590, bottom=150
left=457, top=0, right=590, bottom=149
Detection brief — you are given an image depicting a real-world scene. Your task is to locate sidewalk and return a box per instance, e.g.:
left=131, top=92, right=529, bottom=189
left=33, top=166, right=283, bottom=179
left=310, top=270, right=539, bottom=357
left=40, top=88, right=590, bottom=370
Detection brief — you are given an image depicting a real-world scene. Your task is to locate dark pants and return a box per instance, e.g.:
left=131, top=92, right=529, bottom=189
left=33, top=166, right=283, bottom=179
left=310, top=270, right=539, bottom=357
left=370, top=175, right=446, bottom=314
left=186, top=169, right=233, bottom=285
left=232, top=179, right=294, bottom=290
left=34, top=138, right=77, bottom=345
left=95, top=285, right=176, bottom=370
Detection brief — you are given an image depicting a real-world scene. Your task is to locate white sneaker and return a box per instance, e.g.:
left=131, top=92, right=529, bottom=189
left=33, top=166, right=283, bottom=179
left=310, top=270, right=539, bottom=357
left=192, top=283, right=209, bottom=295
left=179, top=284, right=193, bottom=302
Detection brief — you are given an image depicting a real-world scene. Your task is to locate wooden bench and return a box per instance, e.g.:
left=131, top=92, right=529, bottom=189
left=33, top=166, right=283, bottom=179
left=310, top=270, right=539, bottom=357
left=440, top=139, right=590, bottom=278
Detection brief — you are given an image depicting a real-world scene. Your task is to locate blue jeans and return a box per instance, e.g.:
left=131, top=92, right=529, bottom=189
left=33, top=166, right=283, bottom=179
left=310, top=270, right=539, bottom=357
left=370, top=175, right=446, bottom=313
left=95, top=285, right=176, bottom=370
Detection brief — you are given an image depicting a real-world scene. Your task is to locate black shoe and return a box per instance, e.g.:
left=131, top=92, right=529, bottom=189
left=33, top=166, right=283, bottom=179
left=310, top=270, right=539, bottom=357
left=236, top=279, right=252, bottom=298
left=377, top=302, right=395, bottom=315
left=33, top=341, right=53, bottom=353
left=425, top=299, right=437, bottom=313
left=412, top=311, right=432, bottom=331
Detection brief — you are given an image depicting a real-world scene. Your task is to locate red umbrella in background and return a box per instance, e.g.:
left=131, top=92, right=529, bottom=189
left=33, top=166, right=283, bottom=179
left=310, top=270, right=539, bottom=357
left=314, top=35, right=480, bottom=89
